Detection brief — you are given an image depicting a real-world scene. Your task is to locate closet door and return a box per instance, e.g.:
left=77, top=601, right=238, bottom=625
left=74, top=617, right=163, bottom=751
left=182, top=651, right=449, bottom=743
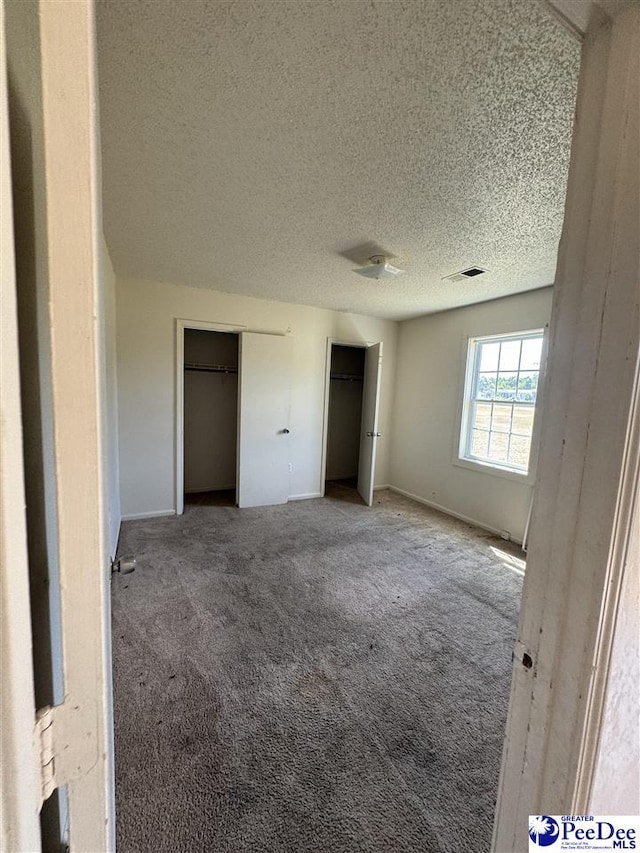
left=237, top=332, right=291, bottom=508
left=357, top=342, right=383, bottom=506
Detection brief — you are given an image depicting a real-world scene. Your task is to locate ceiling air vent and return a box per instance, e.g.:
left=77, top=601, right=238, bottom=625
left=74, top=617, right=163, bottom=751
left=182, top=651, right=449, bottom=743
left=443, top=266, right=489, bottom=283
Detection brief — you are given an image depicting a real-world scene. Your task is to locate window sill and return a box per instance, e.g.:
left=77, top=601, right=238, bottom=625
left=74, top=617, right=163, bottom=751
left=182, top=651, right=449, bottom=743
left=452, top=455, right=535, bottom=485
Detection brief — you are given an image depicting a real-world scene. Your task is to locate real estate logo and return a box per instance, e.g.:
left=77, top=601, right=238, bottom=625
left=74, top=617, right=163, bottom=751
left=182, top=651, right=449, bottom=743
left=529, top=816, right=560, bottom=847
left=528, top=816, right=639, bottom=851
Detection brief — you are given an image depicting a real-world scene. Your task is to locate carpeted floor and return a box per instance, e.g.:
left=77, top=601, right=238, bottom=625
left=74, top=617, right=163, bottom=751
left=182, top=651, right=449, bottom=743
left=112, top=489, right=523, bottom=853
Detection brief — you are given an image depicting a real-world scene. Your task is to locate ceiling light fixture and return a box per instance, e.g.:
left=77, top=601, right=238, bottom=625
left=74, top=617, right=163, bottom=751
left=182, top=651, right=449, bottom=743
left=353, top=255, right=405, bottom=280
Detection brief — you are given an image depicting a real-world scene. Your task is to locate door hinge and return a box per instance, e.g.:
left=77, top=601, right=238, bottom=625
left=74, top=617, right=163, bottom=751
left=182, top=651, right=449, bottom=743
left=35, top=699, right=99, bottom=806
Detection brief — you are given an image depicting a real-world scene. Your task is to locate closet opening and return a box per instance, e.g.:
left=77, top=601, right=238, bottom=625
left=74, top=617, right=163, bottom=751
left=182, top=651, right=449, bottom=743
left=183, top=329, right=239, bottom=509
left=325, top=343, right=366, bottom=503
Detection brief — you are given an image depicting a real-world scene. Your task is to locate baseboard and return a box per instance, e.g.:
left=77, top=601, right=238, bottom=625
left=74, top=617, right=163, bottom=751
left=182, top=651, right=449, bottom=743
left=184, top=485, right=235, bottom=493
left=373, top=484, right=391, bottom=491
left=121, top=509, right=176, bottom=521
left=387, top=485, right=522, bottom=544
left=289, top=492, right=322, bottom=501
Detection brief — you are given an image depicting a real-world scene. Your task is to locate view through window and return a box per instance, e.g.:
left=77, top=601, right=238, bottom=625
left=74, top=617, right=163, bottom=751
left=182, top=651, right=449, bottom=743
left=460, top=330, right=544, bottom=474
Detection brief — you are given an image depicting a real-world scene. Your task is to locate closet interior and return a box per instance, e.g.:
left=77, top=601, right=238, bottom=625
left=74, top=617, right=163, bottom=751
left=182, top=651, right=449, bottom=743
left=325, top=344, right=365, bottom=495
left=184, top=329, right=239, bottom=506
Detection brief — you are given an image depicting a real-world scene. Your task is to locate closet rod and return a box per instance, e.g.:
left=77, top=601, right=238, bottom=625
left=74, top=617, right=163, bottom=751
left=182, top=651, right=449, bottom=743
left=184, top=363, right=238, bottom=374
left=330, top=373, right=363, bottom=382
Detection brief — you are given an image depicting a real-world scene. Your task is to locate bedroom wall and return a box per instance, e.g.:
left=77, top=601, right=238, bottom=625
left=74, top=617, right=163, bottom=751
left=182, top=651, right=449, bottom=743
left=389, top=288, right=554, bottom=543
left=116, top=276, right=398, bottom=518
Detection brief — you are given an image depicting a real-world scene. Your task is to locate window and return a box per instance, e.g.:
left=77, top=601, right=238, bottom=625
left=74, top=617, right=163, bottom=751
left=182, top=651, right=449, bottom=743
left=459, top=330, right=544, bottom=476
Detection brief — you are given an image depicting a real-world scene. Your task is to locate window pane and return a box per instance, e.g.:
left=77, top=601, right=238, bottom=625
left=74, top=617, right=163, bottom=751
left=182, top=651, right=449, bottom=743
left=512, top=405, right=534, bottom=436
left=508, top=435, right=531, bottom=468
left=499, top=340, right=521, bottom=371
left=491, top=403, right=513, bottom=433
left=473, top=401, right=492, bottom=430
left=471, top=429, right=489, bottom=458
left=496, top=372, right=517, bottom=401
left=479, top=342, right=500, bottom=372
left=516, top=372, right=538, bottom=402
left=520, top=337, right=543, bottom=370
left=488, top=431, right=509, bottom=462
left=476, top=373, right=496, bottom=400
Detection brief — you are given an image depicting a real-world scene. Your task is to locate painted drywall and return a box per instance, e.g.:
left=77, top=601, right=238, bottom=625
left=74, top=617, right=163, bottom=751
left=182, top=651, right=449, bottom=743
left=183, top=330, right=238, bottom=492
left=98, top=235, right=121, bottom=557
left=389, top=288, right=554, bottom=542
left=326, top=345, right=365, bottom=481
left=589, top=493, right=640, bottom=813
left=5, top=2, right=68, bottom=843
left=116, top=277, right=398, bottom=517
left=0, top=2, right=42, bottom=845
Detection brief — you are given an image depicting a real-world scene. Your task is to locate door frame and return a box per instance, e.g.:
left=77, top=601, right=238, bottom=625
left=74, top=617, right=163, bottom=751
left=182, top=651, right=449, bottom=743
left=174, top=318, right=245, bottom=515
left=319, top=337, right=378, bottom=497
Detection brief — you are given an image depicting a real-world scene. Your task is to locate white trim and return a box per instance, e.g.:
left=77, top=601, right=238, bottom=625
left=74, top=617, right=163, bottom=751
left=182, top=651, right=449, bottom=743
left=373, top=484, right=391, bottom=491
left=319, top=337, right=377, bottom=498
left=288, top=492, right=322, bottom=501
left=451, top=456, right=535, bottom=484
left=455, top=328, right=545, bottom=484
left=493, top=5, right=640, bottom=847
left=121, top=510, right=176, bottom=521
left=388, top=486, right=522, bottom=544
left=38, top=3, right=114, bottom=844
left=175, top=318, right=244, bottom=515
left=575, top=348, right=640, bottom=807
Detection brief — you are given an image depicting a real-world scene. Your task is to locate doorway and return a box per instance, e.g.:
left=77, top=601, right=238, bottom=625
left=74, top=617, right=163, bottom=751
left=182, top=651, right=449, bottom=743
left=325, top=344, right=366, bottom=502
left=322, top=341, right=383, bottom=506
left=183, top=329, right=239, bottom=508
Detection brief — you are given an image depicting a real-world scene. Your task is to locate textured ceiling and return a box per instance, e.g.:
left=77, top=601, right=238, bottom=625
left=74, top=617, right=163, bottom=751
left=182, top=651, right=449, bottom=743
left=96, top=0, right=580, bottom=320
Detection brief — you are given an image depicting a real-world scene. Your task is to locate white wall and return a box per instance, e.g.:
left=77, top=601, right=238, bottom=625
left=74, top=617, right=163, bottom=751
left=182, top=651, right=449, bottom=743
left=98, top=235, right=121, bottom=556
left=117, top=277, right=398, bottom=517
left=389, top=288, right=553, bottom=543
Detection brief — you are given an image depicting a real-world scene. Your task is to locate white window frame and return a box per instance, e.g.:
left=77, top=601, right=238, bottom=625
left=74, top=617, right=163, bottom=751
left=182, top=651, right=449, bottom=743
left=455, top=328, right=546, bottom=484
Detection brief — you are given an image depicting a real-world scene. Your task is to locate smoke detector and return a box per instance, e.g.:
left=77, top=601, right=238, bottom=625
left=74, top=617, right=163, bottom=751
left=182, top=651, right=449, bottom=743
left=354, top=255, right=405, bottom=280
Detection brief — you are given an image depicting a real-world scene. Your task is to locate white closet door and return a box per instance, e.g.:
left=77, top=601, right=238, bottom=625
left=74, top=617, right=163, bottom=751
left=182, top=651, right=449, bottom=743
left=357, top=342, right=383, bottom=507
left=237, top=332, right=291, bottom=508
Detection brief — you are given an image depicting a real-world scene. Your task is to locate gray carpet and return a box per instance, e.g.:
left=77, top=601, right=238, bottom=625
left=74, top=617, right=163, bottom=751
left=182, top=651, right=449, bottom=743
left=112, top=489, right=523, bottom=853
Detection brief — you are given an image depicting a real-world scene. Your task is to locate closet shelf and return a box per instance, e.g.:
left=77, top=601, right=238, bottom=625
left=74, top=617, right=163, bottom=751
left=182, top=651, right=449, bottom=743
left=330, top=373, right=363, bottom=382
left=185, top=363, right=238, bottom=374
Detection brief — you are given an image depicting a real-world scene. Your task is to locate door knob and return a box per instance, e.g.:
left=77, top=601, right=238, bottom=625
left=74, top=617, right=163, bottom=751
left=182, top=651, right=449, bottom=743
left=282, top=428, right=290, bottom=434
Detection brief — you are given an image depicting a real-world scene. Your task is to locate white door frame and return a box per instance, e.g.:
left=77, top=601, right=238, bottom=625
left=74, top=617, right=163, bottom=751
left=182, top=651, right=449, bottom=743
left=492, top=2, right=640, bottom=847
left=319, top=337, right=378, bottom=496
left=174, top=318, right=246, bottom=515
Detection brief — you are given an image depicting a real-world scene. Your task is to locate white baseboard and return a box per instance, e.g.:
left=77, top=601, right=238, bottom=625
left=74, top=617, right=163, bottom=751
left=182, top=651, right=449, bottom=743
left=387, top=485, right=522, bottom=544
left=373, top=484, right=391, bottom=491
left=289, top=492, right=322, bottom=501
left=121, top=509, right=176, bottom=521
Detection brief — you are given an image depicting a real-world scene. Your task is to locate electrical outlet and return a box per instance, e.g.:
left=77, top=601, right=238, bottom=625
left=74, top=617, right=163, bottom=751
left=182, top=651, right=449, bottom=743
left=288, top=462, right=293, bottom=472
